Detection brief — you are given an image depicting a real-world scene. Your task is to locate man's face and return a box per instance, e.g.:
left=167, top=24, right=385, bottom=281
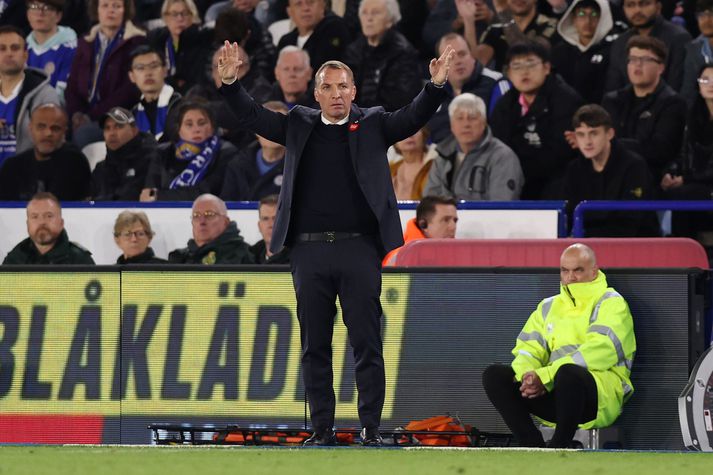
left=450, top=109, right=486, bottom=149
left=275, top=51, right=312, bottom=97
left=507, top=0, right=537, bottom=16
left=314, top=67, right=356, bottom=122
left=129, top=52, right=166, bottom=96
left=574, top=124, right=614, bottom=160
left=573, top=7, right=600, bottom=43
left=697, top=9, right=713, bottom=37
left=26, top=198, right=64, bottom=249
left=257, top=203, right=277, bottom=245
left=560, top=249, right=598, bottom=285
left=27, top=1, right=62, bottom=34
left=30, top=106, right=67, bottom=157
left=191, top=199, right=230, bottom=247
left=103, top=118, right=138, bottom=151
left=287, top=0, right=325, bottom=32
left=622, top=0, right=660, bottom=28
left=507, top=54, right=550, bottom=95
left=626, top=46, right=664, bottom=89
left=0, top=32, right=27, bottom=76
left=422, top=204, right=458, bottom=239
left=443, top=36, right=475, bottom=85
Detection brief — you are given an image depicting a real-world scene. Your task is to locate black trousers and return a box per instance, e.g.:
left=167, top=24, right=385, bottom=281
left=290, top=235, right=385, bottom=431
left=482, top=364, right=598, bottom=448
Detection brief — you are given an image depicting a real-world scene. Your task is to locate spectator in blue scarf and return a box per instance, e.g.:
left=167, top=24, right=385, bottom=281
left=140, top=100, right=239, bottom=201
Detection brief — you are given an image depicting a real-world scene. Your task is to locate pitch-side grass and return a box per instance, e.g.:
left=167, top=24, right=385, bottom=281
left=0, top=446, right=710, bottom=475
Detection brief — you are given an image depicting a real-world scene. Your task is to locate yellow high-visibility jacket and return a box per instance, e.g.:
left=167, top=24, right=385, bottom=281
left=511, top=271, right=636, bottom=429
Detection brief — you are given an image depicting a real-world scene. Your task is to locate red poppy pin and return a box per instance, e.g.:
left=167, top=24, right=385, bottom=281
left=349, top=121, right=360, bottom=132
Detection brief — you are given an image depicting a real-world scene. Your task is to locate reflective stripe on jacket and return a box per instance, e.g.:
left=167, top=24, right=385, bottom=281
left=511, top=271, right=636, bottom=429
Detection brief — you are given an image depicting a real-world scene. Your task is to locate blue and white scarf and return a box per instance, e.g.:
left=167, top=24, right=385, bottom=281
left=169, top=135, right=219, bottom=189
left=135, top=84, right=174, bottom=140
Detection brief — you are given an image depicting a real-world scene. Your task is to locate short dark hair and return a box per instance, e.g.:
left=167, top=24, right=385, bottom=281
left=88, top=0, right=135, bottom=24
left=416, top=196, right=457, bottom=230
left=29, top=191, right=61, bottom=208
left=626, top=35, right=668, bottom=63
left=572, top=104, right=613, bottom=130
left=0, top=25, right=26, bottom=45
left=573, top=0, right=601, bottom=12
left=130, top=45, right=164, bottom=66
left=505, top=38, right=551, bottom=66
left=176, top=100, right=216, bottom=134
left=696, top=0, right=713, bottom=13
left=214, top=8, right=250, bottom=45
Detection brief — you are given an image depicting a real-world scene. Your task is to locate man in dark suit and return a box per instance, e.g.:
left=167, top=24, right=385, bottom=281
left=218, top=40, right=453, bottom=446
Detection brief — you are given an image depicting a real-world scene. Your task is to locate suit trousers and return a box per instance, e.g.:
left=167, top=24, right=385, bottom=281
left=482, top=363, right=598, bottom=448
left=289, top=235, right=385, bottom=431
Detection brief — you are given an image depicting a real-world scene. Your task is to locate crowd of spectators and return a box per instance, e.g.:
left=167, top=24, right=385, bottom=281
left=2, top=0, right=713, bottom=257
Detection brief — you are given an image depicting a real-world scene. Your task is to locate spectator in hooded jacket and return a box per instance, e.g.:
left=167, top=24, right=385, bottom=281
left=490, top=39, right=583, bottom=199
left=147, top=0, right=211, bottom=94
left=91, top=106, right=158, bottom=200
left=425, top=93, right=523, bottom=201
left=141, top=100, right=239, bottom=201
left=277, top=0, right=352, bottom=71
left=343, top=0, right=421, bottom=111
left=65, top=0, right=146, bottom=148
left=0, top=25, right=59, bottom=166
left=25, top=0, right=77, bottom=98
left=552, top=0, right=619, bottom=104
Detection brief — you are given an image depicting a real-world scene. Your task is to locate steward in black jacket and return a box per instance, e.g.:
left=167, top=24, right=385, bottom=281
left=3, top=229, right=94, bottom=265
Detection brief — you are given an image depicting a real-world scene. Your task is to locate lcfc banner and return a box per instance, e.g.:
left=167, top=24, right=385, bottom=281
left=0, top=271, right=409, bottom=442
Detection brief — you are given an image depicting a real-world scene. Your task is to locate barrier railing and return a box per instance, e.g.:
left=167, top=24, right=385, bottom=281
left=572, top=200, right=713, bottom=238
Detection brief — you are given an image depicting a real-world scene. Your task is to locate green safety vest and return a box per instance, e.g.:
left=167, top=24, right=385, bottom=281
left=511, top=271, right=636, bottom=429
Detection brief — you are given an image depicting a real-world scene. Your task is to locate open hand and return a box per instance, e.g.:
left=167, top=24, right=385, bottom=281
left=429, top=44, right=455, bottom=86
left=218, top=40, right=243, bottom=84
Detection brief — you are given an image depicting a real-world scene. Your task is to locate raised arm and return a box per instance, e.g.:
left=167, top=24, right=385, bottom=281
left=381, top=45, right=454, bottom=145
left=218, top=41, right=288, bottom=145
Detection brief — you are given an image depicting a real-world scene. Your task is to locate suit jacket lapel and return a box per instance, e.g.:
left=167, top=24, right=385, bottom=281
left=292, top=108, right=321, bottom=173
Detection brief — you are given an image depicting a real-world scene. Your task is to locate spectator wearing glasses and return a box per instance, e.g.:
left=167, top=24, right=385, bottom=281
left=113, top=210, right=166, bottom=264
left=168, top=193, right=254, bottom=264
left=602, top=35, right=687, bottom=182
left=147, top=0, right=212, bottom=94
left=489, top=39, right=583, bottom=199
left=128, top=45, right=181, bottom=141
left=605, top=0, right=690, bottom=92
left=25, top=0, right=77, bottom=98
left=681, top=0, right=713, bottom=107
left=552, top=0, right=619, bottom=104
left=424, top=93, right=523, bottom=201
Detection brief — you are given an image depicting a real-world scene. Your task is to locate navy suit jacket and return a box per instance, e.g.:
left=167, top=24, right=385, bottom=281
left=220, top=80, right=445, bottom=256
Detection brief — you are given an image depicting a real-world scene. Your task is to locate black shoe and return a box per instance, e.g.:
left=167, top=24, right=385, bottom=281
left=303, top=428, right=337, bottom=446
left=360, top=427, right=383, bottom=446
